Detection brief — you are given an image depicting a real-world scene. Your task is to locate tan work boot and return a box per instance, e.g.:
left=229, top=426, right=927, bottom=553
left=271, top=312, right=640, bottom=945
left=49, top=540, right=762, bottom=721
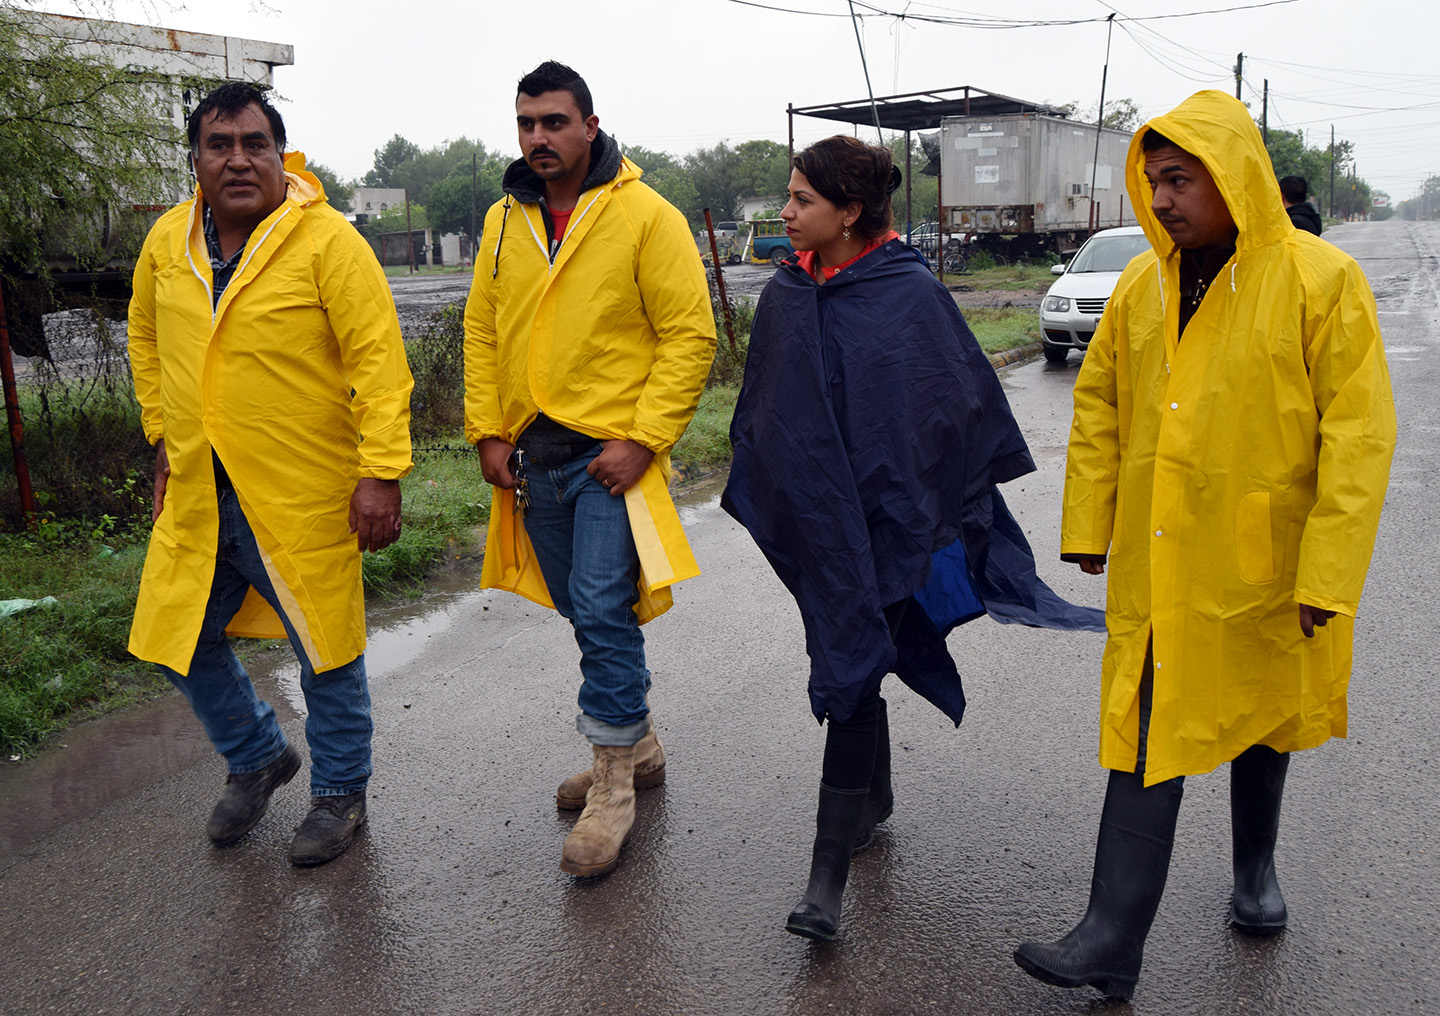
left=556, top=719, right=665, bottom=809
left=560, top=743, right=636, bottom=877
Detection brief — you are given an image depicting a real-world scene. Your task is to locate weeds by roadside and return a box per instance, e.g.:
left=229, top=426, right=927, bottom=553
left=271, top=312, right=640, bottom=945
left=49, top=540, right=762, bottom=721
left=0, top=534, right=159, bottom=756
left=965, top=307, right=1043, bottom=353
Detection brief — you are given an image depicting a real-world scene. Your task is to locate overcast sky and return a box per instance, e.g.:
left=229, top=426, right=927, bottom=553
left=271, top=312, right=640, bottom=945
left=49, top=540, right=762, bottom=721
left=30, top=0, right=1440, bottom=203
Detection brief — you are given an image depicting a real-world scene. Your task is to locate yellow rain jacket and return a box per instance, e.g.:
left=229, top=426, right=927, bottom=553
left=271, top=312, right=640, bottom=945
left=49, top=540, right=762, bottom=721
left=128, top=153, right=414, bottom=675
left=464, top=152, right=716, bottom=622
left=1063, top=91, right=1396, bottom=784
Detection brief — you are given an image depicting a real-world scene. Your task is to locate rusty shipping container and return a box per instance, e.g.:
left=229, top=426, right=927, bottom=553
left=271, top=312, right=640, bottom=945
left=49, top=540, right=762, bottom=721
left=939, top=113, right=1137, bottom=256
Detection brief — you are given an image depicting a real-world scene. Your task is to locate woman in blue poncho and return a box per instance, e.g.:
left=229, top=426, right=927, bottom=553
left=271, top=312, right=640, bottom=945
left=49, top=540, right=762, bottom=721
left=722, top=137, right=1101, bottom=942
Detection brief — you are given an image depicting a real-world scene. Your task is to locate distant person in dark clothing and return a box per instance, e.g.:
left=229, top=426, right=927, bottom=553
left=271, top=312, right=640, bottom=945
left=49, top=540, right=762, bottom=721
left=1280, top=175, right=1322, bottom=234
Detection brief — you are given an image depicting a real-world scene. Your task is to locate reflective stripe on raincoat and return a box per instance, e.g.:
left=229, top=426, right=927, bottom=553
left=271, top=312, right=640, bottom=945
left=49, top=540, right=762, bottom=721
left=463, top=156, right=716, bottom=622
left=1063, top=91, right=1397, bottom=784
left=127, top=153, right=414, bottom=675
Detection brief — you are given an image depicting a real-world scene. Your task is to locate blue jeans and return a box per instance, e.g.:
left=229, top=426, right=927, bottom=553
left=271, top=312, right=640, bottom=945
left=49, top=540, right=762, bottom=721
left=519, top=448, right=651, bottom=746
left=160, top=487, right=372, bottom=796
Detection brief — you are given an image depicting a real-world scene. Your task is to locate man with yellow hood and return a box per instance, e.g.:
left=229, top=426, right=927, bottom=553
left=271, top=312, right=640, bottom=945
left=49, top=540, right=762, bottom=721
left=464, top=62, right=715, bottom=878
left=1014, top=91, right=1395, bottom=998
left=127, top=83, right=413, bottom=866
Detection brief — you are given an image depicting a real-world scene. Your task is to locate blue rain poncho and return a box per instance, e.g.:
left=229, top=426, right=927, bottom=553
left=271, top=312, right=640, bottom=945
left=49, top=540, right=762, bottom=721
left=722, top=240, right=1103, bottom=725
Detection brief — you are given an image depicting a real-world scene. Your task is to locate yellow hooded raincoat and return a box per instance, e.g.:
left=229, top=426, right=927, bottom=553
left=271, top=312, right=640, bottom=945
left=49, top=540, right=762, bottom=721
left=463, top=156, right=716, bottom=622
left=128, top=153, right=414, bottom=675
left=1063, top=91, right=1396, bottom=785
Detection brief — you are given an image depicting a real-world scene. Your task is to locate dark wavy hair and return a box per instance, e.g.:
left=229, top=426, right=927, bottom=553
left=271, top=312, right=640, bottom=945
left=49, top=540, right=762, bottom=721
left=791, top=136, right=894, bottom=240
left=187, top=82, right=286, bottom=155
left=517, top=60, right=593, bottom=119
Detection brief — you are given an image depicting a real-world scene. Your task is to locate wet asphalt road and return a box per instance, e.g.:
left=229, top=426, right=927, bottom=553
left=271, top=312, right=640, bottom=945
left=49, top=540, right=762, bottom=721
left=2, top=221, right=1437, bottom=1015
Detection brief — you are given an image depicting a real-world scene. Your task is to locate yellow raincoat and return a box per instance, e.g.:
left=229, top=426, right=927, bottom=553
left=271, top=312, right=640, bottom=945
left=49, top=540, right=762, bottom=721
left=463, top=155, right=716, bottom=622
left=128, top=153, right=414, bottom=675
left=1063, top=91, right=1396, bottom=784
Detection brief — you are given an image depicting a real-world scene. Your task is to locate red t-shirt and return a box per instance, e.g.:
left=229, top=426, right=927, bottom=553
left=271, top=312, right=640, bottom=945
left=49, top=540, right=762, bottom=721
left=550, top=208, right=572, bottom=244
left=796, top=230, right=901, bottom=282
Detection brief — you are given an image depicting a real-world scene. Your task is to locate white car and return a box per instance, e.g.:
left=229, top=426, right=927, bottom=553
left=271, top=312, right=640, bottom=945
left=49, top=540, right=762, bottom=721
left=1039, top=225, right=1152, bottom=363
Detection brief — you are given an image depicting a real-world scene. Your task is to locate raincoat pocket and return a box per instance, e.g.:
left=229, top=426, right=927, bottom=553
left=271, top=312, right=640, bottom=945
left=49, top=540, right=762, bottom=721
left=1235, top=490, right=1274, bottom=584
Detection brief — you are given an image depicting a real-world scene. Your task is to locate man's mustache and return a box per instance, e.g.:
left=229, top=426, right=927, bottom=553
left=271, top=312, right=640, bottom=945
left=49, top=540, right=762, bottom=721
left=529, top=148, right=559, bottom=160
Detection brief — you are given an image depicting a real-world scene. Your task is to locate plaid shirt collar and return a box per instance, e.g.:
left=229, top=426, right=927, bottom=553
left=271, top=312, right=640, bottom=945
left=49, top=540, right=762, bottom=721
left=202, top=205, right=246, bottom=273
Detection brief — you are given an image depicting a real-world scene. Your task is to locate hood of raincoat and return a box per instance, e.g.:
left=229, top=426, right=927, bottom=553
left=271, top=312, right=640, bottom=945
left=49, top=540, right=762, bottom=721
left=724, top=240, right=1103, bottom=725
left=1127, top=90, right=1292, bottom=261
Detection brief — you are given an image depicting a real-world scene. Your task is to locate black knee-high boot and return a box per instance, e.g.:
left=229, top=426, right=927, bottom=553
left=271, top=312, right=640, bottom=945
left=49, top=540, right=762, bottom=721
left=854, top=697, right=892, bottom=853
left=1229, top=744, right=1290, bottom=935
left=786, top=783, right=869, bottom=941
left=1014, top=769, right=1184, bottom=999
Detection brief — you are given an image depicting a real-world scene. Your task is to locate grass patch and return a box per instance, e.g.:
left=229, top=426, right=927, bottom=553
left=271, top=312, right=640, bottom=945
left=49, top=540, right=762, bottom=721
left=671, top=385, right=739, bottom=479
left=383, top=264, right=473, bottom=277
left=945, top=263, right=1056, bottom=290
left=965, top=306, right=1042, bottom=354
left=362, top=449, right=491, bottom=594
left=0, top=536, right=162, bottom=756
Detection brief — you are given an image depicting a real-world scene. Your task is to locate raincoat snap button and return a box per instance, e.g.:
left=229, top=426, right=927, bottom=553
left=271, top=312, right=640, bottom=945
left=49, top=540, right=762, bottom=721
left=1170, top=402, right=1179, bottom=409
left=1155, top=529, right=1163, bottom=537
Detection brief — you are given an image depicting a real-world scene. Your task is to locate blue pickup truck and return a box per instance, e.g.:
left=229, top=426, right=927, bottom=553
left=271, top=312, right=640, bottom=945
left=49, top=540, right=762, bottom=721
left=745, top=219, right=795, bottom=265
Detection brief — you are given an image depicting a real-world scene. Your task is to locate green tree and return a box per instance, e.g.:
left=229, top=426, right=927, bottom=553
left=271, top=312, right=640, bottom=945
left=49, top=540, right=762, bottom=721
left=306, top=159, right=354, bottom=213
left=427, top=159, right=505, bottom=240
left=363, top=134, right=420, bottom=188
left=362, top=203, right=428, bottom=237
left=622, top=144, right=698, bottom=223
left=888, top=134, right=938, bottom=230
left=1397, top=177, right=1440, bottom=220
left=389, top=137, right=490, bottom=207
left=1059, top=97, right=1143, bottom=131
left=0, top=7, right=183, bottom=291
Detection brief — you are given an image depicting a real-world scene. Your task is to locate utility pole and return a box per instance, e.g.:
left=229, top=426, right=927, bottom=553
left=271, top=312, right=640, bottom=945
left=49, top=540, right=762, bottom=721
left=470, top=152, right=478, bottom=267
left=1262, top=80, right=1268, bottom=145
left=1329, top=125, right=1336, bottom=218
left=1089, top=13, right=1117, bottom=235
left=405, top=189, right=416, bottom=274
left=1234, top=52, right=1244, bottom=100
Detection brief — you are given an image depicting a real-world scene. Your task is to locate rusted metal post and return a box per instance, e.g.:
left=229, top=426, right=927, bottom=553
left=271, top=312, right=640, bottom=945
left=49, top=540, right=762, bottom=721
left=702, top=208, right=737, bottom=355
left=0, top=284, right=37, bottom=525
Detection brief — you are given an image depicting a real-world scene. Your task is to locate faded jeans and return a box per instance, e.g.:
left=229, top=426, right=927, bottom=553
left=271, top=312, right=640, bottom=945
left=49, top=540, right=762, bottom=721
left=519, top=447, right=651, bottom=746
left=160, top=487, right=372, bottom=796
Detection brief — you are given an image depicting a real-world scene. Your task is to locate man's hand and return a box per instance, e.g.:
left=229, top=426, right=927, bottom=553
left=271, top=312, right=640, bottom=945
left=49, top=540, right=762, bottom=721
left=349, top=477, right=402, bottom=552
left=587, top=439, right=654, bottom=496
left=1062, top=552, right=1107, bottom=575
left=152, top=439, right=170, bottom=522
left=1299, top=603, right=1337, bottom=638
left=478, top=437, right=517, bottom=489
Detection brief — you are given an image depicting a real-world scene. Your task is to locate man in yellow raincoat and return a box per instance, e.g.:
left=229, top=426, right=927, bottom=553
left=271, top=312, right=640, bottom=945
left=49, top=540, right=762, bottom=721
left=464, top=62, right=715, bottom=877
left=127, top=83, right=413, bottom=866
left=1015, top=91, right=1395, bottom=998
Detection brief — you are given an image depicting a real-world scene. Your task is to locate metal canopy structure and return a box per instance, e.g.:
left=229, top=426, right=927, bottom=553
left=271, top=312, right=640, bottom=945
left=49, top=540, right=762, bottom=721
left=785, top=86, right=1071, bottom=245
left=787, top=85, right=1070, bottom=136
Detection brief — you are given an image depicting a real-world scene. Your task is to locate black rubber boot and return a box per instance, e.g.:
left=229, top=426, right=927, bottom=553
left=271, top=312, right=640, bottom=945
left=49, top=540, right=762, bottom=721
left=1229, top=744, right=1290, bottom=935
left=854, top=698, right=893, bottom=853
left=1014, top=769, right=1184, bottom=999
left=786, top=783, right=869, bottom=941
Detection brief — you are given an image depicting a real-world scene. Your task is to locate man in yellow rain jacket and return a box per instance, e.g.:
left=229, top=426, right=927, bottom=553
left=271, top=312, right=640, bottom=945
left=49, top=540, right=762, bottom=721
left=128, top=83, right=413, bottom=866
left=1015, top=91, right=1395, bottom=998
left=464, top=62, right=715, bottom=877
